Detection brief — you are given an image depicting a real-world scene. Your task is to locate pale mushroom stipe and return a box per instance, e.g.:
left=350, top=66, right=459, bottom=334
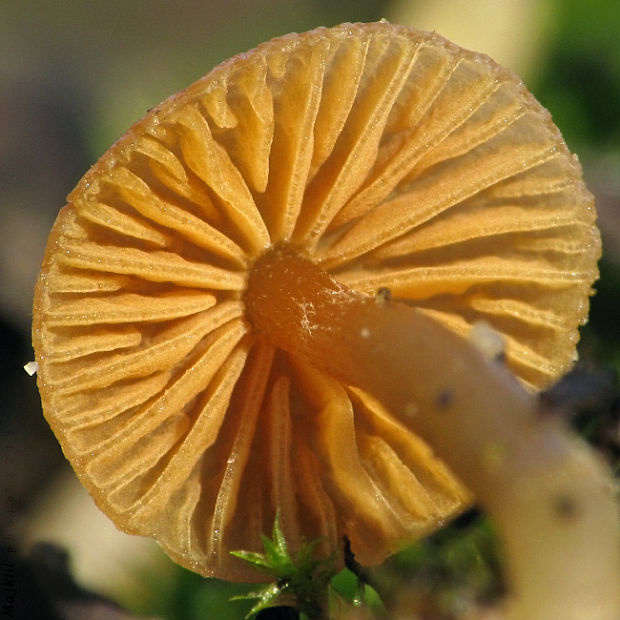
left=32, top=21, right=619, bottom=618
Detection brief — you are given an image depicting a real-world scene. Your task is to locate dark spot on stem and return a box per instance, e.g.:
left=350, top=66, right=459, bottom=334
left=374, top=287, right=391, bottom=305
left=552, top=494, right=580, bottom=520
left=436, top=387, right=455, bottom=410
left=494, top=351, right=507, bottom=365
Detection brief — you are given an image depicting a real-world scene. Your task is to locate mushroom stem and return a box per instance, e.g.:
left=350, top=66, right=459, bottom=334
left=246, top=246, right=620, bottom=620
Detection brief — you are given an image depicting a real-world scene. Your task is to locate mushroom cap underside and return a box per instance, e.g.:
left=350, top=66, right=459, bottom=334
left=32, top=21, right=600, bottom=581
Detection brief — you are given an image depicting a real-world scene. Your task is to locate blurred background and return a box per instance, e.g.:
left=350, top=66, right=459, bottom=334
left=2, top=1, right=619, bottom=618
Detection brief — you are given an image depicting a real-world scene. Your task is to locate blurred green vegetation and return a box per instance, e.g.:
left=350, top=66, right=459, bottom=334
left=530, top=0, right=620, bottom=152
left=130, top=565, right=256, bottom=619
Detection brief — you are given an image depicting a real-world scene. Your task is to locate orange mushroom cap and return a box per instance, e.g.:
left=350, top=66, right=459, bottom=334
left=32, top=21, right=600, bottom=581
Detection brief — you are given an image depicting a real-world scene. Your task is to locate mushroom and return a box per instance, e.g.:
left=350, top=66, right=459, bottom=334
left=32, top=21, right=619, bottom=618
